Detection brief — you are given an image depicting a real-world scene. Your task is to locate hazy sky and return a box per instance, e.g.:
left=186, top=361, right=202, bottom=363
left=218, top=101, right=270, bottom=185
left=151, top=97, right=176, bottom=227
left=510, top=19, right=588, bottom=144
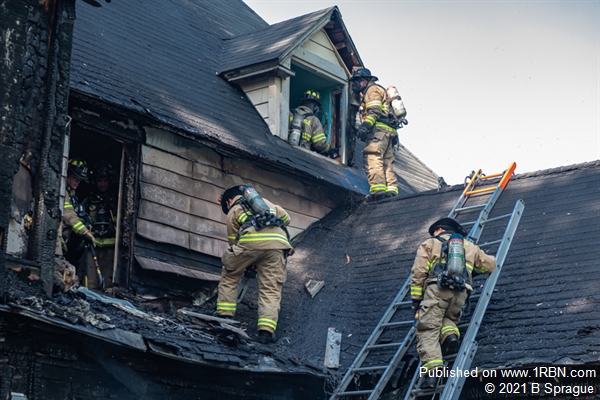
left=244, top=0, right=599, bottom=184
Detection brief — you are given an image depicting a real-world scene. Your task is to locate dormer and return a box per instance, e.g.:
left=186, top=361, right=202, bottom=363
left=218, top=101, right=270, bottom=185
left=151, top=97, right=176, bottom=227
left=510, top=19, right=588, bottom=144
left=218, top=7, right=362, bottom=165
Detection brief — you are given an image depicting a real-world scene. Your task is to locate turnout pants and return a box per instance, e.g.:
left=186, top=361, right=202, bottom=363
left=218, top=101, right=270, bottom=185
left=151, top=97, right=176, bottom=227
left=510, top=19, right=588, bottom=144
left=80, top=245, right=115, bottom=290
left=362, top=127, right=398, bottom=194
left=217, top=246, right=286, bottom=334
left=415, top=284, right=468, bottom=371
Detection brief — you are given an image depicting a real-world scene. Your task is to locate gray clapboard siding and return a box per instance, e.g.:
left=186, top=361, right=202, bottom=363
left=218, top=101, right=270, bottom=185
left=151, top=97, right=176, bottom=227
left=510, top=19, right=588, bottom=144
left=137, top=219, right=189, bottom=249
left=138, top=137, right=334, bottom=263
left=190, top=233, right=228, bottom=258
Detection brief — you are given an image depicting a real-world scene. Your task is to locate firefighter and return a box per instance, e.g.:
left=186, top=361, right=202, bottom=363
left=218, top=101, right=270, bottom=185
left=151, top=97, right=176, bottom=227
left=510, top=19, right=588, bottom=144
left=350, top=68, right=399, bottom=201
left=292, top=90, right=332, bottom=155
left=82, top=161, right=118, bottom=289
left=215, top=185, right=292, bottom=344
left=58, top=158, right=95, bottom=258
left=410, top=217, right=496, bottom=388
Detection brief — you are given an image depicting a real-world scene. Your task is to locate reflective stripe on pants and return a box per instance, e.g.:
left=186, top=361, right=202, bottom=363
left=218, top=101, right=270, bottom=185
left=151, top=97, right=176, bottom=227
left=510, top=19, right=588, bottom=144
left=415, top=284, right=468, bottom=368
left=217, top=246, right=286, bottom=334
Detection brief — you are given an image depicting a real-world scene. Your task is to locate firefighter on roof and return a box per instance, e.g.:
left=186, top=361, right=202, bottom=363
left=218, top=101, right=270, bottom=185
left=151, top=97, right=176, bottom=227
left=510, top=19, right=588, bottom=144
left=410, top=217, right=496, bottom=388
left=57, top=158, right=95, bottom=257
left=215, top=185, right=292, bottom=344
left=82, top=160, right=118, bottom=289
left=350, top=68, right=399, bottom=202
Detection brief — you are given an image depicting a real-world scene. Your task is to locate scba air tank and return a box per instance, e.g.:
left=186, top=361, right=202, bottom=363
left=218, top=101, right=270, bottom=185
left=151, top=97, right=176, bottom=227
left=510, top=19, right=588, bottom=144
left=242, top=186, right=270, bottom=217
left=386, top=86, right=407, bottom=119
left=446, top=233, right=466, bottom=278
left=288, top=112, right=303, bottom=146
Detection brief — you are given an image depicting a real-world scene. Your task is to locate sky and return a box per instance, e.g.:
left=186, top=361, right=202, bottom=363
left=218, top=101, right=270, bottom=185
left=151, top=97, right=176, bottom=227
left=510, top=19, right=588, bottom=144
left=243, top=0, right=599, bottom=185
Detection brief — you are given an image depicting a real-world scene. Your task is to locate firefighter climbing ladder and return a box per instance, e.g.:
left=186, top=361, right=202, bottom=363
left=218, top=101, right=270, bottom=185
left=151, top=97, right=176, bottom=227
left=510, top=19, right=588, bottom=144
left=329, top=162, right=524, bottom=400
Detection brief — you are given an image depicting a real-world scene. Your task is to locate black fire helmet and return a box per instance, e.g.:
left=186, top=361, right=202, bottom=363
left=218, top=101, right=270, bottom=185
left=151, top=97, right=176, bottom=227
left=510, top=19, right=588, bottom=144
left=218, top=184, right=244, bottom=214
left=428, top=217, right=468, bottom=237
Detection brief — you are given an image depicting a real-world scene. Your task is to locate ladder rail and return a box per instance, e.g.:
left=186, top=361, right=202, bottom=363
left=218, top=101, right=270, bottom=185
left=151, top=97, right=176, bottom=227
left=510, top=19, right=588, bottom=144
left=368, top=325, right=418, bottom=399
left=330, top=278, right=411, bottom=399
left=441, top=199, right=525, bottom=400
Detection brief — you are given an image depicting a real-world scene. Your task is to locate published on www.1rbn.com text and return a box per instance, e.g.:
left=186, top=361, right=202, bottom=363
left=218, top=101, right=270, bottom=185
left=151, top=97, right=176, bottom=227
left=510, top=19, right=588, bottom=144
left=420, top=366, right=597, bottom=397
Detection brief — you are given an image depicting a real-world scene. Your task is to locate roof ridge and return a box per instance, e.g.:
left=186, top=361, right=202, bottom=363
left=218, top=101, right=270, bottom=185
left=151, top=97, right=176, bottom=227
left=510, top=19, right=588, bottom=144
left=512, top=159, right=600, bottom=180
left=221, top=6, right=334, bottom=42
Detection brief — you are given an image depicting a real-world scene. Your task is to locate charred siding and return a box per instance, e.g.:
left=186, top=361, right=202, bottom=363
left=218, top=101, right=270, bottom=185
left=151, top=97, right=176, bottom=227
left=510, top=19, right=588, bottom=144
left=0, top=0, right=76, bottom=294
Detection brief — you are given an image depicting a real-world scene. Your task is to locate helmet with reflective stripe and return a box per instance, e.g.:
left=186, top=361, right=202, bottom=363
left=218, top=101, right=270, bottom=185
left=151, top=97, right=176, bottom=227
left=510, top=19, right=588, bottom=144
left=218, top=184, right=244, bottom=214
left=67, top=158, right=89, bottom=183
left=300, top=90, right=322, bottom=107
left=350, top=67, right=378, bottom=82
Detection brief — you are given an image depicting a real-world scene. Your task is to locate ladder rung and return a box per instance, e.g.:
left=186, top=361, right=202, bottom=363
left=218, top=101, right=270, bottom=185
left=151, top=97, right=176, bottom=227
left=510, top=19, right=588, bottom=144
left=367, top=342, right=403, bottom=349
left=465, top=186, right=496, bottom=196
left=454, top=203, right=486, bottom=212
left=484, top=213, right=512, bottom=223
left=412, top=384, right=446, bottom=396
left=353, top=365, right=388, bottom=372
left=338, top=389, right=374, bottom=396
left=480, top=172, right=503, bottom=180
left=394, top=300, right=412, bottom=307
left=461, top=221, right=475, bottom=227
left=479, top=239, right=501, bottom=248
left=381, top=320, right=413, bottom=328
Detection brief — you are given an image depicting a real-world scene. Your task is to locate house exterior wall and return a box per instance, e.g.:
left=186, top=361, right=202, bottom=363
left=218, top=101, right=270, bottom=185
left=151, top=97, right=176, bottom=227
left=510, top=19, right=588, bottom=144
left=240, top=76, right=290, bottom=139
left=303, top=30, right=340, bottom=65
left=292, top=31, right=348, bottom=82
left=0, top=0, right=76, bottom=295
left=139, top=128, right=334, bottom=266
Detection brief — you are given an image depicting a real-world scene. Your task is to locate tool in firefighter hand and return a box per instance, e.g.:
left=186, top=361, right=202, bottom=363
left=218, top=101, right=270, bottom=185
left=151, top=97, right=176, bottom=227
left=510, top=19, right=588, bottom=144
left=83, top=244, right=89, bottom=289
left=88, top=244, right=105, bottom=291
left=237, top=264, right=257, bottom=303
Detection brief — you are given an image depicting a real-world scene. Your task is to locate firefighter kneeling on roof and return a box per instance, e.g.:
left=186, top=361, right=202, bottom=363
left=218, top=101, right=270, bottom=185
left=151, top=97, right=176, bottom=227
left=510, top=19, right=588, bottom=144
left=410, top=217, right=496, bottom=388
left=215, top=185, right=293, bottom=344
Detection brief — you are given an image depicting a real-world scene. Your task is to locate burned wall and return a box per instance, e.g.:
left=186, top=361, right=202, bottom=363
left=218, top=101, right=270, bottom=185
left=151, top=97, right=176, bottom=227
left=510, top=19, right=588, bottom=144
left=0, top=0, right=76, bottom=295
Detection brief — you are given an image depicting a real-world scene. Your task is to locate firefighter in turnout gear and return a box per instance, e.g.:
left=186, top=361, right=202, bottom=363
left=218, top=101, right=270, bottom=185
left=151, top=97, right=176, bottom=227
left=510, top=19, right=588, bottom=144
left=57, top=159, right=95, bottom=257
left=292, top=90, right=331, bottom=155
left=82, top=161, right=118, bottom=289
left=350, top=68, right=399, bottom=201
left=410, top=217, right=496, bottom=388
left=215, top=185, right=292, bottom=344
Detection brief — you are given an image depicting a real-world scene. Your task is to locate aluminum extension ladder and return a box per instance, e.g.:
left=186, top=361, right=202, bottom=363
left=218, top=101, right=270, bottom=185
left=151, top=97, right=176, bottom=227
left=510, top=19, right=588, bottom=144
left=329, top=162, right=523, bottom=400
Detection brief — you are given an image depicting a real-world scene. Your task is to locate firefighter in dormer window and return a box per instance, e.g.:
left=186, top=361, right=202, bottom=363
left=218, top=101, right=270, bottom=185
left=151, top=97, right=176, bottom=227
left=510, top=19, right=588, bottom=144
left=289, top=90, right=331, bottom=155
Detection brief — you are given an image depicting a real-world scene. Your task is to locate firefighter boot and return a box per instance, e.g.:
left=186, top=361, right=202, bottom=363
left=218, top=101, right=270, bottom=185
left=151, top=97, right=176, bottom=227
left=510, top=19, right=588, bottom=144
left=421, top=368, right=440, bottom=389
left=257, top=330, right=275, bottom=344
left=366, top=192, right=387, bottom=203
left=441, top=334, right=460, bottom=355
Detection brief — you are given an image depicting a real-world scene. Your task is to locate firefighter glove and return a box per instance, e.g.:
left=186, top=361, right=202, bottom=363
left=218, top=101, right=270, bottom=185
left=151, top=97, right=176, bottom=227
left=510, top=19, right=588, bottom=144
left=411, top=299, right=421, bottom=310
left=357, top=124, right=370, bottom=141
left=82, top=230, right=96, bottom=247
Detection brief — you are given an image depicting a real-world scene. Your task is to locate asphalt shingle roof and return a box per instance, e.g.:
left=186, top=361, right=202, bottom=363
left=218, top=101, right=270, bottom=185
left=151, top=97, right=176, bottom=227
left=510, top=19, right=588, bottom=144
left=278, top=160, right=600, bottom=371
left=71, top=0, right=370, bottom=195
left=218, top=7, right=335, bottom=74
